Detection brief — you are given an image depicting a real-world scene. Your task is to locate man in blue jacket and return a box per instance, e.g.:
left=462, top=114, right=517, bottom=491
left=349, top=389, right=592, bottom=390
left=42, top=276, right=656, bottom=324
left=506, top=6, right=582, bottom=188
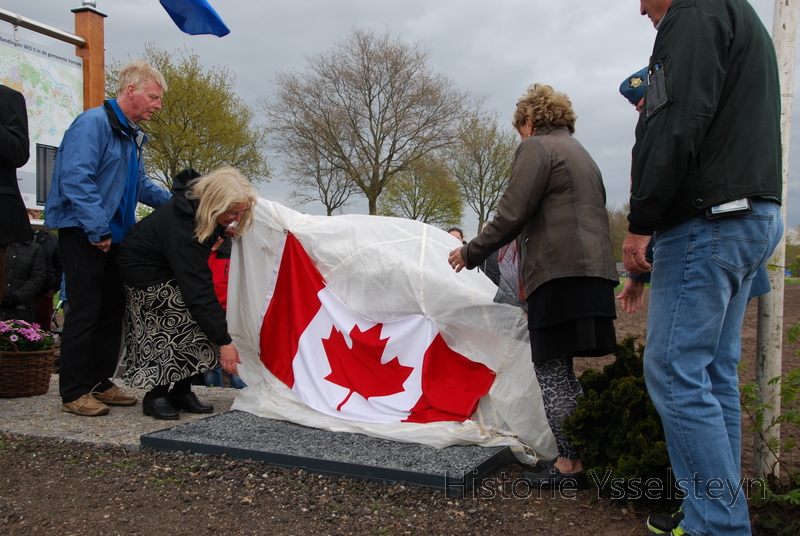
left=45, top=60, right=171, bottom=417
left=623, top=1, right=783, bottom=535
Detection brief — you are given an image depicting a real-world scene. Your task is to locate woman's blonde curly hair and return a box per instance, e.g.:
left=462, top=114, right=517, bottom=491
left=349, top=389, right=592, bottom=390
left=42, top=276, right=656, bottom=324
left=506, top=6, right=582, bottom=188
left=512, top=83, right=577, bottom=134
left=186, top=167, right=258, bottom=243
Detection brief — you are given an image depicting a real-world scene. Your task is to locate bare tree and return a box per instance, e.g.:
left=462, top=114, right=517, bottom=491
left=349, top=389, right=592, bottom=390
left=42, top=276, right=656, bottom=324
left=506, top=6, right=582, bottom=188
left=448, top=113, right=517, bottom=234
left=286, top=144, right=359, bottom=215
left=264, top=28, right=469, bottom=214
left=377, top=156, right=464, bottom=228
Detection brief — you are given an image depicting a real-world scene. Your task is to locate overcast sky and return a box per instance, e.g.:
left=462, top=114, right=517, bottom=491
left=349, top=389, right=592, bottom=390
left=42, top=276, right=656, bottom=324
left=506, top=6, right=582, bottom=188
left=4, top=0, right=799, bottom=238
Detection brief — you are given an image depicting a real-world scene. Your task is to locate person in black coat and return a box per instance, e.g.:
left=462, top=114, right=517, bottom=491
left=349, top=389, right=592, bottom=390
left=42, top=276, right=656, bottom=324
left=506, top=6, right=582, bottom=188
left=117, top=167, right=257, bottom=420
left=0, top=85, right=33, bottom=304
left=28, top=210, right=63, bottom=331
left=0, top=240, right=45, bottom=323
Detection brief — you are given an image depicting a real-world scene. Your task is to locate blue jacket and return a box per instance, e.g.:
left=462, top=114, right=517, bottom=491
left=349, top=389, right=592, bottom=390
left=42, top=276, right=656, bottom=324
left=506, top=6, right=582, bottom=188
left=45, top=101, right=171, bottom=242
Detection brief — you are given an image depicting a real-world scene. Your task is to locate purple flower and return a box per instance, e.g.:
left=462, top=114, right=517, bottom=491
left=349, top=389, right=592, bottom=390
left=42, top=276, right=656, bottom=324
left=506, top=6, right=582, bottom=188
left=0, top=320, right=54, bottom=352
left=20, top=329, right=42, bottom=341
left=0, top=319, right=55, bottom=351
left=19, top=328, right=38, bottom=340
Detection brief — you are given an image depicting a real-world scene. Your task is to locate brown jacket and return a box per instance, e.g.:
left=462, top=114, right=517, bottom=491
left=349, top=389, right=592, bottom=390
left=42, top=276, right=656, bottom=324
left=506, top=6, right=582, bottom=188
left=462, top=126, right=618, bottom=297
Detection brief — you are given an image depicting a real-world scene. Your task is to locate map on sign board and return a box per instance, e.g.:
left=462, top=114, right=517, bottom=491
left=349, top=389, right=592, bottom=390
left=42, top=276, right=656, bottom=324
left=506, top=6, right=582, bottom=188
left=0, top=29, right=83, bottom=208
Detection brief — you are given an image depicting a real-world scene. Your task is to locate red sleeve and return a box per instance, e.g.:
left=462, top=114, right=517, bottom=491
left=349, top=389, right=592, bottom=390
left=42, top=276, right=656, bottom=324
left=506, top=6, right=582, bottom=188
left=208, top=252, right=229, bottom=311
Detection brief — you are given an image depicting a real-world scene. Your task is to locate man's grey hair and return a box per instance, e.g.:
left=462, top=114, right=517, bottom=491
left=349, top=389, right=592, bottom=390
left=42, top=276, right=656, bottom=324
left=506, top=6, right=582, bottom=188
left=117, top=59, right=167, bottom=94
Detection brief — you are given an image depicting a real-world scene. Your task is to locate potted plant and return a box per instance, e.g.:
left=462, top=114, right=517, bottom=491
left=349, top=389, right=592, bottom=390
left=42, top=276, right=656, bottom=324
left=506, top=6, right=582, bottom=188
left=0, top=319, right=56, bottom=397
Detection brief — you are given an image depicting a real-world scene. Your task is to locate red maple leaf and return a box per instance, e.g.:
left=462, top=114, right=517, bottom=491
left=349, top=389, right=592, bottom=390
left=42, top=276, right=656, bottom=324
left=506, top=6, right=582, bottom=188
left=322, top=324, right=413, bottom=411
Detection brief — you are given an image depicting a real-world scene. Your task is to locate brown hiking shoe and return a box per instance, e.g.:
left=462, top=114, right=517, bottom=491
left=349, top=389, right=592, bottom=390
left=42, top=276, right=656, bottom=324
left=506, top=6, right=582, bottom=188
left=94, top=385, right=137, bottom=406
left=62, top=394, right=110, bottom=416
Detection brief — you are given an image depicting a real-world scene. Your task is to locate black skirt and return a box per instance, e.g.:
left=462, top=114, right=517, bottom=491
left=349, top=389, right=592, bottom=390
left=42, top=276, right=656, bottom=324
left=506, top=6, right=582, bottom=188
left=526, top=277, right=617, bottom=363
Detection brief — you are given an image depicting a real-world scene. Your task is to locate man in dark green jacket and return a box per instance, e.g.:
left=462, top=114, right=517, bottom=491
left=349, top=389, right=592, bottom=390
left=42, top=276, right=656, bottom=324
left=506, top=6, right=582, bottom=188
left=623, top=1, right=783, bottom=535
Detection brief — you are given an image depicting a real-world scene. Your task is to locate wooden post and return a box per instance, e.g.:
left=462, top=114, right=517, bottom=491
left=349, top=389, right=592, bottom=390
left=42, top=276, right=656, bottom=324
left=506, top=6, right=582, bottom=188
left=72, top=5, right=106, bottom=111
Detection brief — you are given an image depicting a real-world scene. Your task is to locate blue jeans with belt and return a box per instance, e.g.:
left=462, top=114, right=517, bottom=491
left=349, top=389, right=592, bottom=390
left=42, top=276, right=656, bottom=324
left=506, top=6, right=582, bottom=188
left=644, top=199, right=782, bottom=536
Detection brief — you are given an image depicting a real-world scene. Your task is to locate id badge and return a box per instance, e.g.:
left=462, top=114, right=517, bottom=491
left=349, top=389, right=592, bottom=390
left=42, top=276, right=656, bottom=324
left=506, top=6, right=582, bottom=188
left=706, top=198, right=752, bottom=219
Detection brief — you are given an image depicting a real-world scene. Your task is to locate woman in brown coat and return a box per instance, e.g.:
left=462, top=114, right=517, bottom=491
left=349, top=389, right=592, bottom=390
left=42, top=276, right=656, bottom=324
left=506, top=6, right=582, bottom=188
left=448, top=84, right=618, bottom=490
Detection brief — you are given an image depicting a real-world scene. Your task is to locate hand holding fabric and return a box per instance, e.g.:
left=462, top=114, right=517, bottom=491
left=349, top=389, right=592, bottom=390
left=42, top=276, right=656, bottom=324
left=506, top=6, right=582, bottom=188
left=220, top=342, right=241, bottom=375
left=448, top=247, right=466, bottom=273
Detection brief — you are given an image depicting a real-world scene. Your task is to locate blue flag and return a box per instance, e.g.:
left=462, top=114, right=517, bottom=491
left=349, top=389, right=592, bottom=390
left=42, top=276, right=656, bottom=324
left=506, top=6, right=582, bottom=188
left=159, top=0, right=230, bottom=37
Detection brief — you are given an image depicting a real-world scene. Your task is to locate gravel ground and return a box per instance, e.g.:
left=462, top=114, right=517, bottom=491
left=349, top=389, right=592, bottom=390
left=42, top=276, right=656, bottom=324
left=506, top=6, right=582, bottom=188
left=142, top=410, right=514, bottom=491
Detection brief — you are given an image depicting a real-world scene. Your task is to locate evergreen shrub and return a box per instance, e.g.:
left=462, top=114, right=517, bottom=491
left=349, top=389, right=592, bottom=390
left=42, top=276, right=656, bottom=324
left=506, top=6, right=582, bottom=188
left=563, top=337, right=676, bottom=504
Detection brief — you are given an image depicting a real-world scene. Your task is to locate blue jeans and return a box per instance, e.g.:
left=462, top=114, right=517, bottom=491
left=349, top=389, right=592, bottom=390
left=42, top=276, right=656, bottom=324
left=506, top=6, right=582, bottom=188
left=644, top=200, right=782, bottom=536
left=203, top=366, right=246, bottom=389
left=203, top=367, right=224, bottom=388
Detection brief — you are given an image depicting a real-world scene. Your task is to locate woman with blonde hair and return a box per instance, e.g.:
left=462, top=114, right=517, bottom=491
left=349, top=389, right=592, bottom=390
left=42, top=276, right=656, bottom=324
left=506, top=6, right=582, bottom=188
left=448, top=84, right=618, bottom=489
left=117, top=167, right=257, bottom=419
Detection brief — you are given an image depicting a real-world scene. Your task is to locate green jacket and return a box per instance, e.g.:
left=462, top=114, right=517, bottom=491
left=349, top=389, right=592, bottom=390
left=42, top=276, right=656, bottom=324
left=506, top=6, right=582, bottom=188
left=629, top=0, right=782, bottom=235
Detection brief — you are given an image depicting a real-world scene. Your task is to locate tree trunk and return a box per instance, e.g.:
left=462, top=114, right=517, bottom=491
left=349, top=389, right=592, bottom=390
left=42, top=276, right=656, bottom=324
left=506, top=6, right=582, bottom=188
left=754, top=0, right=800, bottom=480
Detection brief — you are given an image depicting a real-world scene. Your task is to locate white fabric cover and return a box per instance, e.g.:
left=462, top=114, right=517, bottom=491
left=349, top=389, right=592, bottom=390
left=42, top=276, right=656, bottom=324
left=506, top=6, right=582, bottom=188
left=227, top=198, right=556, bottom=461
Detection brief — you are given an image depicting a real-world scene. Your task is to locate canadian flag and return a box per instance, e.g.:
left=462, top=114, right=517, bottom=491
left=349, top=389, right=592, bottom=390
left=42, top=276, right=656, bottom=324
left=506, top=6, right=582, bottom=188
left=259, top=232, right=496, bottom=424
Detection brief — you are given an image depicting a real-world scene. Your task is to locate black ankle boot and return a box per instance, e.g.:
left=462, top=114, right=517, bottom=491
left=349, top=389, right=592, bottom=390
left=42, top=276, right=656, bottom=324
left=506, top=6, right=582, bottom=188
left=169, top=391, right=214, bottom=414
left=143, top=393, right=179, bottom=420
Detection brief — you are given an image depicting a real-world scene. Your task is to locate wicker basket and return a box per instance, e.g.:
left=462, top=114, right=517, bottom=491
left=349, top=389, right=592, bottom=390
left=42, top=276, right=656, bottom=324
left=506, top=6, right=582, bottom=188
left=0, top=349, right=55, bottom=398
